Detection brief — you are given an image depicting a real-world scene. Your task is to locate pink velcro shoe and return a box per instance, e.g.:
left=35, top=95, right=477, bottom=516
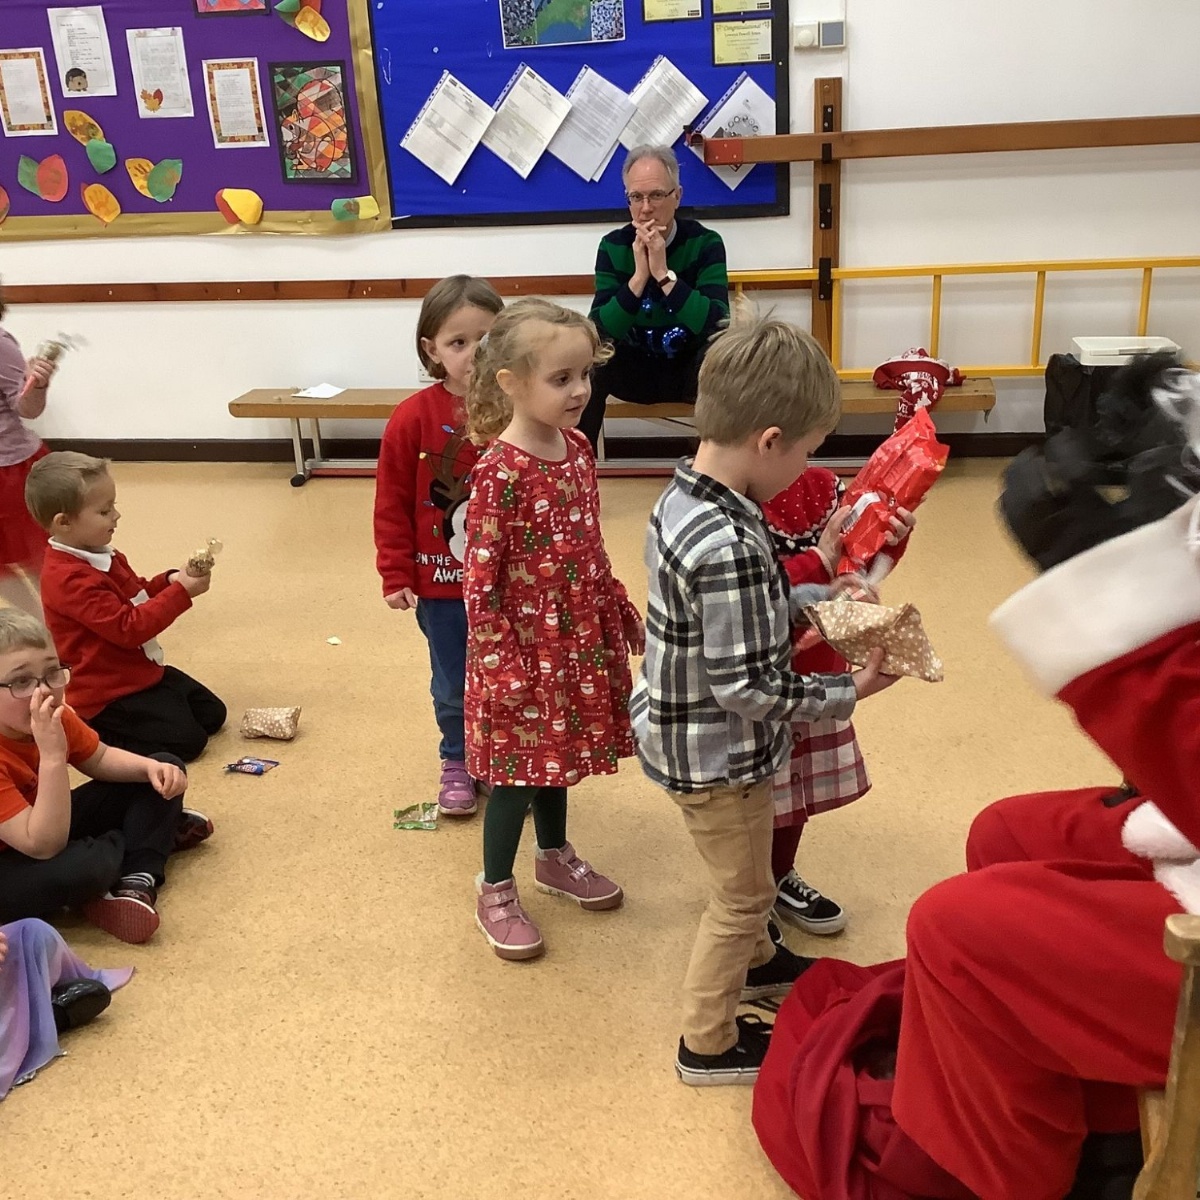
left=534, top=842, right=624, bottom=911
left=438, top=759, right=478, bottom=817
left=475, top=875, right=544, bottom=961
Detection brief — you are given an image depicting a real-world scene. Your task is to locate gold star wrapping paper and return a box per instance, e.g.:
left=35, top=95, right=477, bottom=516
left=804, top=599, right=944, bottom=683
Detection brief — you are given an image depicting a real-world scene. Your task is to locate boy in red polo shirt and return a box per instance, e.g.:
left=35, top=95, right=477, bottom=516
left=0, top=609, right=212, bottom=943
left=27, top=452, right=225, bottom=762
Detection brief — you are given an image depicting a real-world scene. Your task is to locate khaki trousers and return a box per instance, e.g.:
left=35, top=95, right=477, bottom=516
left=671, top=779, right=777, bottom=1056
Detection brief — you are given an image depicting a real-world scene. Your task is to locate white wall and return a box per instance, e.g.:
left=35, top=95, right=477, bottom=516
left=1, top=0, right=1198, bottom=444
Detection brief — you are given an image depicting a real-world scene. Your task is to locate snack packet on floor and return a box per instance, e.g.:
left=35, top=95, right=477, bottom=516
left=225, top=757, right=281, bottom=775
left=394, top=802, right=438, bottom=831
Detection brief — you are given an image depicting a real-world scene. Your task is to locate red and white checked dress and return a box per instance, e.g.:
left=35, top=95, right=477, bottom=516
left=762, top=469, right=875, bottom=827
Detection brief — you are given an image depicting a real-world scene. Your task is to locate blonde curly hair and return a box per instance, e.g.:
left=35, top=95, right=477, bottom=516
left=465, top=298, right=612, bottom=445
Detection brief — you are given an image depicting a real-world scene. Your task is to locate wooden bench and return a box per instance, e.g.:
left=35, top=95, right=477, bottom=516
left=228, top=388, right=416, bottom=485
left=1136, top=913, right=1200, bottom=1199
left=599, top=377, right=997, bottom=462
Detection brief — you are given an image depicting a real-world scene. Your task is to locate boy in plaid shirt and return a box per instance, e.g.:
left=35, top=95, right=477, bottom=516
left=631, top=317, right=899, bottom=1086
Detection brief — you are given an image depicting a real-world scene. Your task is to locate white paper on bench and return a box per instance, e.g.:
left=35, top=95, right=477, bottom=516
left=293, top=384, right=346, bottom=399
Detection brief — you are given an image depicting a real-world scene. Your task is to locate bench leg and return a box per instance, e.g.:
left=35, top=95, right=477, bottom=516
left=289, top=417, right=308, bottom=487
left=310, top=417, right=326, bottom=464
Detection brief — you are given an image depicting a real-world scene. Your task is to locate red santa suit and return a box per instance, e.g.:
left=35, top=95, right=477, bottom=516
left=756, top=495, right=1199, bottom=1200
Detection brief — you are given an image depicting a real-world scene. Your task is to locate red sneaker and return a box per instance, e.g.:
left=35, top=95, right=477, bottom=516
left=82, top=877, right=160, bottom=944
left=174, top=808, right=214, bottom=853
left=534, top=842, right=623, bottom=911
left=475, top=875, right=544, bottom=961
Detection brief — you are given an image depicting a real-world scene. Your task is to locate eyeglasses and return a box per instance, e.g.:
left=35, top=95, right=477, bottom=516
left=0, top=667, right=72, bottom=699
left=626, top=188, right=677, bottom=206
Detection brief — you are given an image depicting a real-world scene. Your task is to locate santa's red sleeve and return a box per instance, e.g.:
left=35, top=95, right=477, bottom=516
left=991, top=496, right=1200, bottom=912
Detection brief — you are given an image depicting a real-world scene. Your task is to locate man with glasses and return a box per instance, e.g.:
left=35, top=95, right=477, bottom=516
left=579, top=145, right=730, bottom=452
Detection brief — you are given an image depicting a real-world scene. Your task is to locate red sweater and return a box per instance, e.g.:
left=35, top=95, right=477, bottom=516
left=40, top=545, right=193, bottom=718
left=374, top=382, right=480, bottom=600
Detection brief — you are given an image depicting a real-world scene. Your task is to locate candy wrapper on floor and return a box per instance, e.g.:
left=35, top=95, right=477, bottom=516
left=241, top=707, right=301, bottom=741
left=804, top=599, right=944, bottom=682
left=394, top=803, right=438, bottom=831
left=838, top=409, right=950, bottom=576
left=225, top=757, right=281, bottom=775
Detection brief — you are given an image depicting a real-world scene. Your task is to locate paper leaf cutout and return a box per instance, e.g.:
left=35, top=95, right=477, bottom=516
left=86, top=139, right=117, bottom=174
left=294, top=6, right=331, bottom=39
left=0, top=186, right=9, bottom=226
left=37, top=156, right=68, bottom=203
left=140, top=88, right=164, bottom=113
left=275, top=0, right=301, bottom=12
left=125, top=158, right=154, bottom=198
left=82, top=183, right=121, bottom=225
left=331, top=196, right=380, bottom=221
left=146, top=159, right=183, bottom=203
left=64, top=110, right=104, bottom=145
left=17, top=156, right=40, bottom=197
left=215, top=188, right=263, bottom=225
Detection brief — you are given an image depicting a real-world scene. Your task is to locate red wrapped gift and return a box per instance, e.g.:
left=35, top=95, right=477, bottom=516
left=837, top=409, right=950, bottom=575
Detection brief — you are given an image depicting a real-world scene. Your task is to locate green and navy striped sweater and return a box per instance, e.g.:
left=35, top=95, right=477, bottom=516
left=590, top=218, right=729, bottom=359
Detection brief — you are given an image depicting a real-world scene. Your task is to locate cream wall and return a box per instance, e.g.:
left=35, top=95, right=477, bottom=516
left=1, top=0, right=1197, bottom=445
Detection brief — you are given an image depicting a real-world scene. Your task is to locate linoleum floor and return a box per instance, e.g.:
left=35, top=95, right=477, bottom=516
left=0, top=460, right=1114, bottom=1200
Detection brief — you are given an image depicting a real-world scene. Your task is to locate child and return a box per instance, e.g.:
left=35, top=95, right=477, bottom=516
left=0, top=286, right=60, bottom=617
left=1, top=918, right=132, bottom=1099
left=0, top=609, right=213, bottom=944
left=762, top=471, right=914, bottom=934
left=27, top=451, right=226, bottom=762
left=464, top=297, right=644, bottom=962
left=374, top=275, right=504, bottom=816
left=631, top=316, right=899, bottom=1086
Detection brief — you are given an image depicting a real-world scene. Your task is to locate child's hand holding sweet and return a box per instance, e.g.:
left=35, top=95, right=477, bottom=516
left=883, top=506, right=916, bottom=547
left=23, top=356, right=57, bottom=391
left=385, top=588, right=417, bottom=611
left=815, top=505, right=852, bottom=575
left=851, top=647, right=900, bottom=700
left=173, top=569, right=211, bottom=599
left=29, top=686, right=67, bottom=762
left=146, top=758, right=187, bottom=800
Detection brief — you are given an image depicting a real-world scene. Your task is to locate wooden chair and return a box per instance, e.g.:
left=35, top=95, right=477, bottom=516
left=1135, top=913, right=1200, bottom=1199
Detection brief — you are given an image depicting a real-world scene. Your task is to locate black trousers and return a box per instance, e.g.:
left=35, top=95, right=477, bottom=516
left=0, top=753, right=186, bottom=923
left=86, top=665, right=226, bottom=762
left=578, top=341, right=707, bottom=453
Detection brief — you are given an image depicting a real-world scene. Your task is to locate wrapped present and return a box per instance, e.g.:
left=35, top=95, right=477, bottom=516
left=838, top=409, right=949, bottom=575
left=873, top=347, right=964, bottom=432
left=804, top=598, right=944, bottom=682
left=241, top=706, right=301, bottom=741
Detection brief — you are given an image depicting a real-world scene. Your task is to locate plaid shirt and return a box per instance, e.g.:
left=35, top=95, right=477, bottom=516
left=630, top=463, right=857, bottom=794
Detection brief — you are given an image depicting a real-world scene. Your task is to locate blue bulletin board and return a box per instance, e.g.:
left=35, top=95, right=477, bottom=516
left=368, top=0, right=789, bottom=228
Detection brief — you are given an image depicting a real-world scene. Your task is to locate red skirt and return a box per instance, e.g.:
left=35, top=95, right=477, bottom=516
left=0, top=443, right=49, bottom=571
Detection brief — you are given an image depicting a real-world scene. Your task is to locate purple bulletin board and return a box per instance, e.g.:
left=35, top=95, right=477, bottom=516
left=0, top=0, right=390, bottom=239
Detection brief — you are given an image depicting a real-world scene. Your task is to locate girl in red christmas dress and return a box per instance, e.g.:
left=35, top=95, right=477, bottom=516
left=374, top=276, right=503, bottom=817
left=761, top=469, right=914, bottom=935
left=463, top=298, right=644, bottom=962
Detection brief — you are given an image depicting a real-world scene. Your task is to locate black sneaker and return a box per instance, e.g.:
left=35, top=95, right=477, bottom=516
left=51, top=979, right=112, bottom=1035
left=741, top=943, right=817, bottom=1000
left=676, top=1015, right=773, bottom=1087
left=773, top=869, right=848, bottom=935
left=767, top=917, right=785, bottom=947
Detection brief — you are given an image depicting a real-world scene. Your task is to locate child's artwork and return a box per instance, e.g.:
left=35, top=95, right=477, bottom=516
left=204, top=59, right=270, bottom=149
left=269, top=61, right=357, bottom=183
left=47, top=6, right=119, bottom=98
left=0, top=48, right=58, bottom=137
left=127, top=27, right=194, bottom=119
left=195, top=0, right=269, bottom=12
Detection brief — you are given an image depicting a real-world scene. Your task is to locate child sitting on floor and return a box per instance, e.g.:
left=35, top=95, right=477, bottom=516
left=27, top=452, right=225, bottom=762
left=0, top=609, right=212, bottom=944
left=761, top=469, right=914, bottom=935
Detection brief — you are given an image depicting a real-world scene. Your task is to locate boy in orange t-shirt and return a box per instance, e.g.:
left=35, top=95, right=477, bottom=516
left=0, top=609, right=212, bottom=943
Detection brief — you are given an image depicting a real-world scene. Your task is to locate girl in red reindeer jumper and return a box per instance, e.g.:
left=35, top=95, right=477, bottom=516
left=374, top=276, right=504, bottom=817
left=762, top=469, right=914, bottom=935
left=463, top=298, right=644, bottom=962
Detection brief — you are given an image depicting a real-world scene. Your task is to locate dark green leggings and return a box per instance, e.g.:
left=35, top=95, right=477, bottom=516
left=483, top=786, right=568, bottom=884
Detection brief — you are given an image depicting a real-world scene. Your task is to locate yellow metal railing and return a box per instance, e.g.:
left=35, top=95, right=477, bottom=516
left=728, top=255, right=1200, bottom=380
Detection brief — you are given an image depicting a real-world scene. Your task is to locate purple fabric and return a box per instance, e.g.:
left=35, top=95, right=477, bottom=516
left=0, top=329, right=41, bottom=469
left=0, top=918, right=133, bottom=1098
left=1, top=0, right=369, bottom=221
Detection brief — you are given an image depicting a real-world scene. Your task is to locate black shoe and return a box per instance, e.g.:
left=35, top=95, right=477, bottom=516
left=767, top=917, right=784, bottom=948
left=741, top=943, right=816, bottom=1001
left=676, top=1015, right=773, bottom=1087
left=50, top=979, right=112, bottom=1035
left=1064, top=1131, right=1143, bottom=1200
left=773, top=870, right=848, bottom=935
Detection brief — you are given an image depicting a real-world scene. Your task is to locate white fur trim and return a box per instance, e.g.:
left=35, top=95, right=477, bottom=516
left=1122, top=801, right=1200, bottom=862
left=1153, top=862, right=1200, bottom=916
left=990, top=497, right=1200, bottom=695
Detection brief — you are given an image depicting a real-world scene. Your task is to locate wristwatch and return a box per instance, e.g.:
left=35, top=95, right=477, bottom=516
left=656, top=269, right=677, bottom=288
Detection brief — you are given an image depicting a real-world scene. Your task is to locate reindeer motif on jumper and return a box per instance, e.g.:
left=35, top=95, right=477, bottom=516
left=418, top=423, right=475, bottom=584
